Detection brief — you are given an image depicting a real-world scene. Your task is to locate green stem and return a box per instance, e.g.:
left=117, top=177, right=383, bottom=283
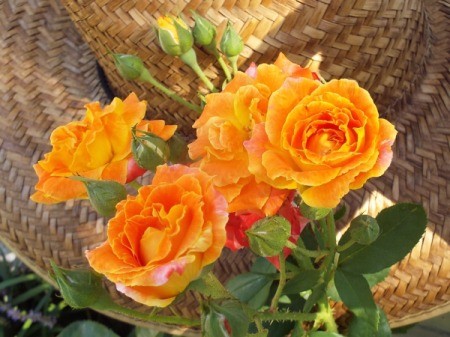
left=285, top=241, right=329, bottom=259
left=228, top=55, right=239, bottom=74
left=180, top=49, right=217, bottom=92
left=255, top=317, right=264, bottom=332
left=337, top=238, right=356, bottom=252
left=270, top=253, right=286, bottom=312
left=256, top=311, right=318, bottom=322
left=217, top=55, right=232, bottom=81
left=205, top=44, right=232, bottom=81
left=106, top=301, right=200, bottom=326
left=314, top=211, right=338, bottom=333
left=128, top=180, right=142, bottom=191
left=139, top=68, right=202, bottom=113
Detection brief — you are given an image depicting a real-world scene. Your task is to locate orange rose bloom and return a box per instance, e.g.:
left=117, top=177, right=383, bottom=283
left=31, top=93, right=177, bottom=203
left=245, top=79, right=397, bottom=208
left=188, top=53, right=314, bottom=215
left=86, top=164, right=228, bottom=307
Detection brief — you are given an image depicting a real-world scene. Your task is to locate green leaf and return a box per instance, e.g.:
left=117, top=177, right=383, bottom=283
left=364, top=268, right=390, bottom=288
left=202, top=300, right=249, bottom=337
left=334, top=269, right=378, bottom=336
left=303, top=282, right=326, bottom=313
left=133, top=327, right=165, bottom=337
left=349, top=215, right=380, bottom=245
left=246, top=216, right=291, bottom=257
left=226, top=272, right=273, bottom=309
left=333, top=205, right=347, bottom=221
left=57, top=320, right=120, bottom=337
left=11, top=283, right=51, bottom=306
left=309, top=332, right=345, bottom=337
left=251, top=257, right=277, bottom=275
left=50, top=261, right=114, bottom=310
left=283, top=269, right=321, bottom=295
left=376, top=307, right=392, bottom=337
left=299, top=203, right=331, bottom=221
left=339, top=203, right=427, bottom=274
left=71, top=177, right=127, bottom=218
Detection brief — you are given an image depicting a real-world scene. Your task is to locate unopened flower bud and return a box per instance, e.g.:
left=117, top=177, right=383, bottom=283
left=220, top=22, right=243, bottom=58
left=111, top=53, right=145, bottom=80
left=246, top=216, right=291, bottom=257
left=132, top=128, right=170, bottom=172
left=349, top=214, right=380, bottom=245
left=192, top=12, right=216, bottom=47
left=157, top=16, right=193, bottom=56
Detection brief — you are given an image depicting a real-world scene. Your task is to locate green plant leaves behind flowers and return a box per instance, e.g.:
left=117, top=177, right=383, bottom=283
left=132, top=127, right=170, bottom=172
left=70, top=176, right=127, bottom=218
left=283, top=269, right=321, bottom=295
left=246, top=216, right=291, bottom=257
left=201, top=299, right=249, bottom=337
left=226, top=272, right=274, bottom=309
left=334, top=269, right=379, bottom=336
left=338, top=203, right=427, bottom=274
left=50, top=261, right=114, bottom=310
left=56, top=320, right=120, bottom=337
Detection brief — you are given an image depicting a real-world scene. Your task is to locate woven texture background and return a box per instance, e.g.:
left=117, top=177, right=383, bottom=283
left=0, top=0, right=448, bottom=335
left=61, top=0, right=428, bottom=135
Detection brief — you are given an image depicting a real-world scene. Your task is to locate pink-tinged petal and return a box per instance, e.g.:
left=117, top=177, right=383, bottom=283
left=245, top=62, right=258, bottom=78
left=274, top=52, right=315, bottom=79
left=115, top=284, right=177, bottom=307
left=350, top=118, right=397, bottom=189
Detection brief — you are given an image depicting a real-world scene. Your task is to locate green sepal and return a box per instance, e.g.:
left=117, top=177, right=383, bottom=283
left=220, top=21, right=243, bottom=57
left=246, top=216, right=291, bottom=257
left=192, top=11, right=217, bottom=47
left=50, top=261, right=115, bottom=310
left=71, top=176, right=126, bottom=218
left=132, top=127, right=170, bottom=172
left=299, top=202, right=331, bottom=221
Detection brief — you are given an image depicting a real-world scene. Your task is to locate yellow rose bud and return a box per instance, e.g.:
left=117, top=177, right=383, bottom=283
left=157, top=16, right=193, bottom=56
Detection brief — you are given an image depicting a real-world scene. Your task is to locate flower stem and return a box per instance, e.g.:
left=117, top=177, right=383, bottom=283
left=270, top=253, right=286, bottom=312
left=256, top=311, right=318, bottom=322
left=138, top=68, right=202, bottom=113
left=128, top=180, right=142, bottom=191
left=228, top=55, right=239, bottom=75
left=180, top=49, right=217, bottom=92
left=336, top=238, right=356, bottom=252
left=217, top=55, right=232, bottom=81
left=106, top=301, right=200, bottom=326
left=285, top=241, right=329, bottom=259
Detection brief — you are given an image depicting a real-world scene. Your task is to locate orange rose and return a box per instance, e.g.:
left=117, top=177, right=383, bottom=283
left=245, top=79, right=397, bottom=208
left=31, top=93, right=177, bottom=203
left=86, top=164, right=228, bottom=307
left=188, top=53, right=314, bottom=215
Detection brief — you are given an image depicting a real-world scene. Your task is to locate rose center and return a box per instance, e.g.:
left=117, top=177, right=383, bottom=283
left=305, top=124, right=345, bottom=156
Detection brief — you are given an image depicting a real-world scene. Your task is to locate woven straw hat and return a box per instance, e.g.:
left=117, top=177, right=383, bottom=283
left=0, top=0, right=448, bottom=335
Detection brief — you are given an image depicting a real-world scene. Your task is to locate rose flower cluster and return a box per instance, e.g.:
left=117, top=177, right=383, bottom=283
left=32, top=53, right=396, bottom=307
